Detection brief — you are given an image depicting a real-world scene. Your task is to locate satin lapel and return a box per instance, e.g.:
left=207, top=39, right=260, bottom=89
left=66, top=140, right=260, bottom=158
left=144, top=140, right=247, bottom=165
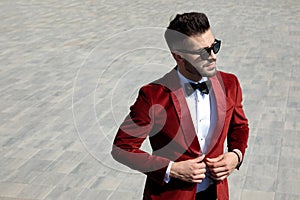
left=171, top=88, right=201, bottom=155
left=206, top=72, right=226, bottom=153
left=154, top=68, right=201, bottom=156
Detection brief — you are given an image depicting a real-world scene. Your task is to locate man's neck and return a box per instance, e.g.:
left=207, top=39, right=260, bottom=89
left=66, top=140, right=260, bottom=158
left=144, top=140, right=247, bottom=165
left=178, top=65, right=202, bottom=82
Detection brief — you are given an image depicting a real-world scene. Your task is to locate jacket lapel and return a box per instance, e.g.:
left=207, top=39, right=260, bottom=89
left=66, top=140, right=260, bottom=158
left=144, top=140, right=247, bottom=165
left=206, top=72, right=227, bottom=154
left=154, top=67, right=201, bottom=156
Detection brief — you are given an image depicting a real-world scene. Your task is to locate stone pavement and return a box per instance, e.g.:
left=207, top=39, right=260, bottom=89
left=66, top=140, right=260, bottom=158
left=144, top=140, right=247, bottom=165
left=0, top=0, right=299, bottom=199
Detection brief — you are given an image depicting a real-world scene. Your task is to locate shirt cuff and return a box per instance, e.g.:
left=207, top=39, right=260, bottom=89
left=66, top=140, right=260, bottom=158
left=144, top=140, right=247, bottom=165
left=232, top=149, right=243, bottom=160
left=164, top=161, right=174, bottom=183
left=232, top=149, right=243, bottom=169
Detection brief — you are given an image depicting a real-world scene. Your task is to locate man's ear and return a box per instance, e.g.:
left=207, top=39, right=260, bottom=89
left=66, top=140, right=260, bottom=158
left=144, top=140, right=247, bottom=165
left=172, top=52, right=186, bottom=67
left=172, top=52, right=184, bottom=64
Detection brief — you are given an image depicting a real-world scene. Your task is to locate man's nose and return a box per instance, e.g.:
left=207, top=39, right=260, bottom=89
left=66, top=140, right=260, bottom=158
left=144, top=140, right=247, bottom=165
left=209, top=51, right=217, bottom=60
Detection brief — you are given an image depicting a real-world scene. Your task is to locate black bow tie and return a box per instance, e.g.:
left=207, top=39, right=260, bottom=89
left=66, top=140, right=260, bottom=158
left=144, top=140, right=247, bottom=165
left=184, top=80, right=211, bottom=96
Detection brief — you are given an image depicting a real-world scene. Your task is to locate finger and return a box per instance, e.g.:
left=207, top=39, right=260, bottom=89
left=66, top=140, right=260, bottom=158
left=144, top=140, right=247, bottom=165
left=191, top=179, right=203, bottom=183
left=193, top=168, right=206, bottom=175
left=206, top=158, right=225, bottom=168
left=206, top=154, right=224, bottom=163
left=193, top=154, right=205, bottom=163
left=211, top=169, right=228, bottom=176
left=207, top=160, right=226, bottom=168
left=216, top=175, right=228, bottom=181
left=192, top=174, right=206, bottom=181
left=209, top=171, right=228, bottom=181
left=209, top=166, right=227, bottom=174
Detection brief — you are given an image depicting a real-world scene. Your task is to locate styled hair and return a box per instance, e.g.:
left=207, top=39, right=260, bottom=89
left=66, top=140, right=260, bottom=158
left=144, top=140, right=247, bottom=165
left=164, top=12, right=210, bottom=51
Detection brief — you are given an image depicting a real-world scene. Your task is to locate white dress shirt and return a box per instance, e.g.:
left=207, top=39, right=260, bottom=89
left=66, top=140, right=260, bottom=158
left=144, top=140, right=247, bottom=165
left=164, top=70, right=217, bottom=192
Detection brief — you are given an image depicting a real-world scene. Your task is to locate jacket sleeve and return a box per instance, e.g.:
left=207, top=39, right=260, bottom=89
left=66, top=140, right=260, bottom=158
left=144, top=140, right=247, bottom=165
left=111, top=86, right=170, bottom=185
left=227, top=75, right=249, bottom=160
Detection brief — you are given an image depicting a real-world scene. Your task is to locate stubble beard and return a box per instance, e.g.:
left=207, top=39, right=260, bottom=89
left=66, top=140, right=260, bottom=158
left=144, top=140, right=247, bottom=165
left=184, top=59, right=217, bottom=79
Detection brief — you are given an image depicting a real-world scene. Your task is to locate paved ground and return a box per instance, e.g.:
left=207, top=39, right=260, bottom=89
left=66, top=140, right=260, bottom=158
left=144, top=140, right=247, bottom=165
left=0, top=0, right=299, bottom=199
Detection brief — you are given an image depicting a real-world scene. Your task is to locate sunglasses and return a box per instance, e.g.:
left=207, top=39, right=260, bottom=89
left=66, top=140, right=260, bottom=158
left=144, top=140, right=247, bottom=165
left=175, top=39, right=221, bottom=60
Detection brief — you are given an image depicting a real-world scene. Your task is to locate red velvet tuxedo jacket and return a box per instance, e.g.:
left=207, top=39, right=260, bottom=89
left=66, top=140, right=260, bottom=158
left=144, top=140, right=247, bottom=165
left=111, top=68, right=249, bottom=200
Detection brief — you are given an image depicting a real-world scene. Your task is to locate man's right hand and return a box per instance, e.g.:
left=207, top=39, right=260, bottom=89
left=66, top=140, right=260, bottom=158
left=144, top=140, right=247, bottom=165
left=169, top=155, right=206, bottom=183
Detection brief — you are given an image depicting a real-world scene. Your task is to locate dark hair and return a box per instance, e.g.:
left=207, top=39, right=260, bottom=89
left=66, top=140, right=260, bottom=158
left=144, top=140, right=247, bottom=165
left=164, top=12, right=210, bottom=50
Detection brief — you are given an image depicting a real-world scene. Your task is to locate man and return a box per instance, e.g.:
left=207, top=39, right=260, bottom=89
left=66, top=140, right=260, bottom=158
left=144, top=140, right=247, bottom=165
left=111, top=12, right=249, bottom=200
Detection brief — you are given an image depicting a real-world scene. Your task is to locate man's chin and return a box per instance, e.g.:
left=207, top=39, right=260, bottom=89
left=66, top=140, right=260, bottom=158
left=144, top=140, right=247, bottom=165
left=206, top=70, right=217, bottom=78
left=199, top=67, right=217, bottom=78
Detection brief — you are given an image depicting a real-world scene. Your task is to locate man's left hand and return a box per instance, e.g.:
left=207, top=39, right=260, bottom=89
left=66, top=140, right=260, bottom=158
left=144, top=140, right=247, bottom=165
left=205, top=152, right=239, bottom=181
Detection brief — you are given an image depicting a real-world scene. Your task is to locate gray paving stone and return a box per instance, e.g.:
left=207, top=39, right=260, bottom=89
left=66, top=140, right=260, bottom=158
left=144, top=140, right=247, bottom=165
left=17, top=184, right=54, bottom=199
left=4, top=147, right=39, bottom=159
left=275, top=193, right=300, bottom=200
left=254, top=133, right=282, bottom=147
left=69, top=161, right=110, bottom=177
left=277, top=167, right=300, bottom=183
left=30, top=149, right=64, bottom=161
left=116, top=173, right=145, bottom=193
left=284, top=121, right=300, bottom=131
left=77, top=189, right=113, bottom=200
left=0, top=197, right=30, bottom=200
left=54, top=151, right=86, bottom=163
left=276, top=180, right=300, bottom=195
left=108, top=191, right=137, bottom=200
left=6, top=170, right=42, bottom=185
left=45, top=160, right=81, bottom=174
left=278, top=155, right=300, bottom=170
left=240, top=190, right=275, bottom=200
left=249, top=154, right=280, bottom=167
left=228, top=187, right=242, bottom=200
left=244, top=176, right=276, bottom=192
left=0, top=182, right=27, bottom=198
left=0, top=157, right=28, bottom=171
left=57, top=173, right=96, bottom=189
left=250, top=143, right=281, bottom=157
left=43, top=186, right=84, bottom=200
left=257, top=121, right=285, bottom=131
left=280, top=146, right=300, bottom=159
left=227, top=172, right=246, bottom=189
left=88, top=174, right=122, bottom=191
left=18, top=159, right=53, bottom=173
left=246, top=163, right=279, bottom=180
left=282, top=130, right=300, bottom=147
left=30, top=172, right=66, bottom=186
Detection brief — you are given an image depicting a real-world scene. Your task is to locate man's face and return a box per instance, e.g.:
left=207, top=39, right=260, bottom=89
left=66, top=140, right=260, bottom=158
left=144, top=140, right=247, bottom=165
left=176, top=29, right=218, bottom=80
